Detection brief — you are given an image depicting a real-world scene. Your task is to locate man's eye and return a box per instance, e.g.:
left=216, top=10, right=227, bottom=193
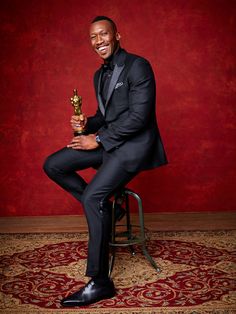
left=101, top=32, right=108, bottom=36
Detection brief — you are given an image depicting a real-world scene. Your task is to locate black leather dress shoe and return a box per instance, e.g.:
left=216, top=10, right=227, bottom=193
left=61, top=279, right=115, bottom=307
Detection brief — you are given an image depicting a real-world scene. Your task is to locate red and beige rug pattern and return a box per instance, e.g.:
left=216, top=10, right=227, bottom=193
left=0, top=230, right=236, bottom=313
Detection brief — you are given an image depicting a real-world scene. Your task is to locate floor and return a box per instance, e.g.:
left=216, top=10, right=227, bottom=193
left=0, top=211, right=235, bottom=233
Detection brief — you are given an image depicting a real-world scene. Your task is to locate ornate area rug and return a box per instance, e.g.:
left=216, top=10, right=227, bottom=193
left=0, top=230, right=236, bottom=314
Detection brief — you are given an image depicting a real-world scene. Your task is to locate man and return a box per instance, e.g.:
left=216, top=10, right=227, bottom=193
left=43, top=16, right=167, bottom=307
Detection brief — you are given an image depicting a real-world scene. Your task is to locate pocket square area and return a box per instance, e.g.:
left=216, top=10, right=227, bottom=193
left=115, top=82, right=124, bottom=89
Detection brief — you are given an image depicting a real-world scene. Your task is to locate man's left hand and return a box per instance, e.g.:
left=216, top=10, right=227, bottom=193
left=67, top=134, right=99, bottom=150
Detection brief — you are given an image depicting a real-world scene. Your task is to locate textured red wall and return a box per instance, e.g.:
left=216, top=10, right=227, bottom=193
left=0, top=0, right=235, bottom=216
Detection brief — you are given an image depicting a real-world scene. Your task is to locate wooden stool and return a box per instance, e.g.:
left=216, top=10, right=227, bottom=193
left=109, top=187, right=161, bottom=276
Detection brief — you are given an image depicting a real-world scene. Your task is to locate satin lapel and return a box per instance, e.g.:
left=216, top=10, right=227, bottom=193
left=97, top=71, right=105, bottom=116
left=105, top=64, right=125, bottom=107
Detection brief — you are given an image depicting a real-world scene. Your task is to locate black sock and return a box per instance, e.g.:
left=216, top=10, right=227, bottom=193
left=92, top=275, right=110, bottom=285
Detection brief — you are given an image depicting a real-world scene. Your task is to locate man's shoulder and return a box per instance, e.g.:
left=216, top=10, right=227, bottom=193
left=121, top=49, right=150, bottom=65
left=124, top=50, right=146, bottom=60
left=122, top=51, right=154, bottom=77
left=121, top=51, right=153, bottom=74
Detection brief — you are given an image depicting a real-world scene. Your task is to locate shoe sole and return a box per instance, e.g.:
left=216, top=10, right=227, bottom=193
left=61, top=292, right=116, bottom=307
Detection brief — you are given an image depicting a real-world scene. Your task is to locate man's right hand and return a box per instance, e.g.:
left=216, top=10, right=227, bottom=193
left=70, top=114, right=87, bottom=132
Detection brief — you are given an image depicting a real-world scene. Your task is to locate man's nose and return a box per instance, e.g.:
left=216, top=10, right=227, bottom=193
left=96, top=35, right=103, bottom=45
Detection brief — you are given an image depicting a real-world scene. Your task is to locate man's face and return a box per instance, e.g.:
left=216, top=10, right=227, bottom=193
left=89, top=20, right=120, bottom=60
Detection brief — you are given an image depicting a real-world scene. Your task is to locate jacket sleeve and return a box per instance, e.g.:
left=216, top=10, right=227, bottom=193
left=86, top=108, right=105, bottom=134
left=98, top=58, right=156, bottom=151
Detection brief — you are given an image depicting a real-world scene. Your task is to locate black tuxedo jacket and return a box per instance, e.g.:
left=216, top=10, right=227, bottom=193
left=87, top=49, right=167, bottom=172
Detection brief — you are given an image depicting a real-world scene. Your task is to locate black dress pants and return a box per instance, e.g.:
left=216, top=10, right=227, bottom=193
left=43, top=147, right=136, bottom=277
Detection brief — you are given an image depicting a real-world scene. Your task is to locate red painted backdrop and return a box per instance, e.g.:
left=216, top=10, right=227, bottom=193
left=0, top=0, right=235, bottom=216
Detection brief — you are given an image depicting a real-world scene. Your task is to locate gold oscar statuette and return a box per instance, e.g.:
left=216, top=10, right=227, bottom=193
left=70, top=88, right=86, bottom=136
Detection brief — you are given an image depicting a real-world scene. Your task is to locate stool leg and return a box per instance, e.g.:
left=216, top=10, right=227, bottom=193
left=127, top=190, right=161, bottom=273
left=125, top=193, right=132, bottom=238
left=108, top=248, right=115, bottom=277
left=109, top=199, right=117, bottom=277
left=125, top=193, right=136, bottom=256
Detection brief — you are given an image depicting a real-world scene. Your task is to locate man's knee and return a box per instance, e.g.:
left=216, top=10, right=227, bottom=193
left=43, top=154, right=59, bottom=179
left=81, top=190, right=93, bottom=208
left=82, top=188, right=111, bottom=221
left=82, top=189, right=102, bottom=213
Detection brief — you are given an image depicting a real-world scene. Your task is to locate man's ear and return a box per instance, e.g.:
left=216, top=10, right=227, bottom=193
left=116, top=32, right=121, bottom=41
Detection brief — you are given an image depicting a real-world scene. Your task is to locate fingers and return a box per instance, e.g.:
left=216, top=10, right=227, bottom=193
left=67, top=135, right=87, bottom=150
left=67, top=134, right=98, bottom=150
left=67, top=136, right=82, bottom=150
left=70, top=114, right=87, bottom=130
left=78, top=114, right=85, bottom=122
left=71, top=114, right=87, bottom=122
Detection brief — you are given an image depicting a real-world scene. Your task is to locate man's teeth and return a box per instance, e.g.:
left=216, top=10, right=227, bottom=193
left=98, top=46, right=107, bottom=51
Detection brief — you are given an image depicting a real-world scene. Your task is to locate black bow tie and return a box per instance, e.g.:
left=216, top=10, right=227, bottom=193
left=102, top=62, right=114, bottom=72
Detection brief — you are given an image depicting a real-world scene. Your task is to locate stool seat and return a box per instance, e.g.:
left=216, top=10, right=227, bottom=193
left=109, top=187, right=161, bottom=276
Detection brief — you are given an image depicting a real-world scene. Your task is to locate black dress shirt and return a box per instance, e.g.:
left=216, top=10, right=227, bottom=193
left=101, top=63, right=113, bottom=104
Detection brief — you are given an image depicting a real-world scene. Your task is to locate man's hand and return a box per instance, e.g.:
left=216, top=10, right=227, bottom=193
left=71, top=114, right=87, bottom=132
left=67, top=134, right=99, bottom=150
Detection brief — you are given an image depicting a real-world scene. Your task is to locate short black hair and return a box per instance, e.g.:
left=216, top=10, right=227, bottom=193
left=91, top=16, right=117, bottom=32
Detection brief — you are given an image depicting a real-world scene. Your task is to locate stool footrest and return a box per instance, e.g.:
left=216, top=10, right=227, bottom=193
left=109, top=237, right=144, bottom=247
left=109, top=188, right=160, bottom=276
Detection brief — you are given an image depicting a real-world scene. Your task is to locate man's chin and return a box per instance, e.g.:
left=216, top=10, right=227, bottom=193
left=96, top=51, right=112, bottom=60
left=100, top=55, right=111, bottom=60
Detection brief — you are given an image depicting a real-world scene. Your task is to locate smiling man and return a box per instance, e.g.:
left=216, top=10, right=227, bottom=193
left=91, top=16, right=120, bottom=59
left=43, top=16, right=167, bottom=307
